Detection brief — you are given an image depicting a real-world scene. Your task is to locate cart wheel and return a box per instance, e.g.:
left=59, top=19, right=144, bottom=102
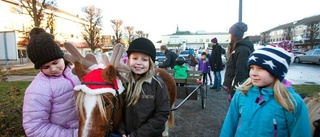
left=201, top=85, right=206, bottom=109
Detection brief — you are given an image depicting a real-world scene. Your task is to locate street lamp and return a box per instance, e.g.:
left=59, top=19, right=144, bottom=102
left=239, top=0, right=242, bottom=22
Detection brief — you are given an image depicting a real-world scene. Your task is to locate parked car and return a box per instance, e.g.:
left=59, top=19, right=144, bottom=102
left=179, top=50, right=190, bottom=62
left=294, top=49, right=320, bottom=64
left=292, top=49, right=303, bottom=55
left=155, top=51, right=166, bottom=66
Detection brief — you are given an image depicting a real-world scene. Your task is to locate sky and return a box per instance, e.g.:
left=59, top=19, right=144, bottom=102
left=56, top=0, right=320, bottom=44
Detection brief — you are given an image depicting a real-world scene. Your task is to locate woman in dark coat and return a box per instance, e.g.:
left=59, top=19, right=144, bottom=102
left=223, top=22, right=254, bottom=101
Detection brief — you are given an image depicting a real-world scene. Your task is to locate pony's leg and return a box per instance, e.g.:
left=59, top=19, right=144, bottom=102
left=162, top=121, right=169, bottom=137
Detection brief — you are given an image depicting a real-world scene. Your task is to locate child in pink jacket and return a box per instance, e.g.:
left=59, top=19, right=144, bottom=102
left=23, top=28, right=81, bottom=137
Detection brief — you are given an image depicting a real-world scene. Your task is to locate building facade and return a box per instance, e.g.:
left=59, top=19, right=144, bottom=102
left=161, top=26, right=230, bottom=51
left=0, top=0, right=110, bottom=65
left=261, top=14, right=320, bottom=50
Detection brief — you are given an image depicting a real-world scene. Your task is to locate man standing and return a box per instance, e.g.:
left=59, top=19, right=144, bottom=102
left=158, top=45, right=178, bottom=70
left=210, top=37, right=223, bottom=91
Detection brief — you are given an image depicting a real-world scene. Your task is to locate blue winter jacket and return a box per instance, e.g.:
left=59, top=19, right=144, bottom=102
left=220, top=86, right=311, bottom=137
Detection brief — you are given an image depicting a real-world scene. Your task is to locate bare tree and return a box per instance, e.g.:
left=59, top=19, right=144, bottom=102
left=19, top=0, right=56, bottom=29
left=136, top=30, right=148, bottom=38
left=125, top=26, right=134, bottom=44
left=45, top=5, right=56, bottom=34
left=111, top=19, right=123, bottom=44
left=282, top=27, right=293, bottom=40
left=82, top=5, right=103, bottom=53
left=306, top=21, right=319, bottom=47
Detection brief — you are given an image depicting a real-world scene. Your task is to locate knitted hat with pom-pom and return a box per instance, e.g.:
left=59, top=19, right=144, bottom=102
left=247, top=46, right=292, bottom=82
left=27, top=28, right=64, bottom=69
left=229, top=22, right=248, bottom=38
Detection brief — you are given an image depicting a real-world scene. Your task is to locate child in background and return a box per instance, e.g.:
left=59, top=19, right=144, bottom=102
left=197, top=52, right=211, bottom=84
left=23, top=28, right=81, bottom=136
left=174, top=56, right=188, bottom=87
left=119, top=38, right=170, bottom=137
left=220, top=46, right=311, bottom=137
left=188, top=54, right=198, bottom=71
left=173, top=56, right=188, bottom=79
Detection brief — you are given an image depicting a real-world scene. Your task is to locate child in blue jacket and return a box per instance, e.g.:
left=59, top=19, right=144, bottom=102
left=220, top=46, right=311, bottom=137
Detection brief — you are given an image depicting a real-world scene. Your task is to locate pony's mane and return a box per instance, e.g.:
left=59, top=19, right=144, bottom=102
left=75, top=92, right=113, bottom=122
left=305, top=93, right=320, bottom=135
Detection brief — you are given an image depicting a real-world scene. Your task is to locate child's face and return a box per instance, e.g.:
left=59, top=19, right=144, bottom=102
left=40, top=58, right=65, bottom=76
left=201, top=55, right=206, bottom=60
left=128, top=52, right=150, bottom=75
left=249, top=65, right=275, bottom=88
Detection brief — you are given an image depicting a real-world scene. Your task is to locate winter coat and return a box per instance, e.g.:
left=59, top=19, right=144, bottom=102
left=189, top=54, right=198, bottom=67
left=223, top=37, right=254, bottom=95
left=173, top=65, right=188, bottom=79
left=198, top=58, right=211, bottom=73
left=23, top=67, right=81, bottom=137
left=159, top=49, right=178, bottom=69
left=210, top=43, right=223, bottom=71
left=122, top=75, right=170, bottom=137
left=220, top=86, right=311, bottom=137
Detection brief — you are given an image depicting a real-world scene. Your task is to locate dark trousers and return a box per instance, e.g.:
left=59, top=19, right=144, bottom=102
left=202, top=73, right=208, bottom=84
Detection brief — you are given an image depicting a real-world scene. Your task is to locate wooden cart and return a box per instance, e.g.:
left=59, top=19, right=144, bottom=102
left=167, top=70, right=208, bottom=110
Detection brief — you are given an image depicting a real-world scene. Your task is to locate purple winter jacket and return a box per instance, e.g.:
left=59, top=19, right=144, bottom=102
left=23, top=67, right=81, bottom=137
left=198, top=59, right=211, bottom=73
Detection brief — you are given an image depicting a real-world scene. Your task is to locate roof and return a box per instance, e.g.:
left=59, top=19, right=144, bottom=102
left=262, top=14, right=320, bottom=33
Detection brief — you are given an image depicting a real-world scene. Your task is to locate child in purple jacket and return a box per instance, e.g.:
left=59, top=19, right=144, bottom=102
left=22, top=28, right=81, bottom=137
left=198, top=52, right=211, bottom=84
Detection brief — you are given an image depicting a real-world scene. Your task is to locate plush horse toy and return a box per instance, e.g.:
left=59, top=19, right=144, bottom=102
left=64, top=42, right=130, bottom=137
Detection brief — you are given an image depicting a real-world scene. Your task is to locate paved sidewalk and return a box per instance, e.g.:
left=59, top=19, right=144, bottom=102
left=1, top=62, right=35, bottom=82
left=1, top=62, right=34, bottom=70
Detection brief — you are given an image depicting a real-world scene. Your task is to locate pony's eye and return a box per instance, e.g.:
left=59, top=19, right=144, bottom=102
left=104, top=102, right=110, bottom=107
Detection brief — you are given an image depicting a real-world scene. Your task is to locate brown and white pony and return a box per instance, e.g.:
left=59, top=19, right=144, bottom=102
left=64, top=42, right=177, bottom=137
left=155, top=68, right=177, bottom=136
left=304, top=93, right=320, bottom=137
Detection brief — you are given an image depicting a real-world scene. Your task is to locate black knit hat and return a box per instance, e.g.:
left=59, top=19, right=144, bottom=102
left=27, top=28, right=64, bottom=69
left=176, top=56, right=186, bottom=66
left=127, top=38, right=156, bottom=62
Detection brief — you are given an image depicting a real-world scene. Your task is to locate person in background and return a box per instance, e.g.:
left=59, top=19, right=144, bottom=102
left=188, top=54, right=198, bottom=71
left=220, top=46, right=311, bottom=137
left=119, top=38, right=170, bottom=137
left=173, top=56, right=188, bottom=79
left=209, top=37, right=223, bottom=91
left=204, top=48, right=213, bottom=85
left=173, top=56, right=188, bottom=87
left=22, top=27, right=81, bottom=137
left=198, top=52, right=211, bottom=84
left=158, top=45, right=178, bottom=70
left=223, top=22, right=254, bottom=101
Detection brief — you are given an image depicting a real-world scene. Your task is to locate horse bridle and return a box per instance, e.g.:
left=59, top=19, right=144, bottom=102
left=81, top=81, right=121, bottom=135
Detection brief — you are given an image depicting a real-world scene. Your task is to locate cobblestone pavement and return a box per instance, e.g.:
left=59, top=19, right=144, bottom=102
left=169, top=86, right=229, bottom=137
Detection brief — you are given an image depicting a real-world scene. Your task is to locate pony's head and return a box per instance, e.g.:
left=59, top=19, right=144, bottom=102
left=64, top=43, right=130, bottom=137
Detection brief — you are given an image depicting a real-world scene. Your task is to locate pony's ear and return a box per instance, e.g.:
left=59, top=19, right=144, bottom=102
left=103, top=43, right=130, bottom=82
left=64, top=42, right=100, bottom=78
left=64, top=42, right=98, bottom=68
left=102, top=65, right=117, bottom=82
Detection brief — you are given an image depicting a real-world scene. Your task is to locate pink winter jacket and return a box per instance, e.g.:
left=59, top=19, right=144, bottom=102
left=23, top=67, right=81, bottom=137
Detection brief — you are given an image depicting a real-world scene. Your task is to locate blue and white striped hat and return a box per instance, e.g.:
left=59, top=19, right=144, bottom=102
left=247, top=46, right=292, bottom=82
